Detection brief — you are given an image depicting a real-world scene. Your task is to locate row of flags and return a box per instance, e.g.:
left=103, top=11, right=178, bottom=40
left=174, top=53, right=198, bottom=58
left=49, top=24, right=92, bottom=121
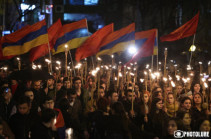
left=0, top=12, right=199, bottom=64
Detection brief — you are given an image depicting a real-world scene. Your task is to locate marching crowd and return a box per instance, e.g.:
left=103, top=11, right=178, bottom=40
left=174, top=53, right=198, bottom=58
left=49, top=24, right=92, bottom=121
left=0, top=71, right=210, bottom=139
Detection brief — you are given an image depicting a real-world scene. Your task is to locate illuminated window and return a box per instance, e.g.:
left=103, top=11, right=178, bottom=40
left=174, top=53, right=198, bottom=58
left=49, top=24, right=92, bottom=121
left=84, top=0, right=98, bottom=5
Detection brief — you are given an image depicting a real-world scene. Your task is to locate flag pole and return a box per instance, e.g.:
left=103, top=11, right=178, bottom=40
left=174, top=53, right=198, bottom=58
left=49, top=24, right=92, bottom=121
left=47, top=42, right=52, bottom=74
left=189, top=34, right=196, bottom=65
left=68, top=50, right=76, bottom=76
left=84, top=18, right=95, bottom=70
left=156, top=29, right=159, bottom=72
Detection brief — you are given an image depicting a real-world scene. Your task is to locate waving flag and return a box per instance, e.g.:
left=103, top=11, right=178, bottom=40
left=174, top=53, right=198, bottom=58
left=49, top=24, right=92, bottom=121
left=53, top=19, right=89, bottom=54
left=29, top=19, right=62, bottom=62
left=135, top=29, right=158, bottom=55
left=1, top=20, right=48, bottom=56
left=75, top=23, right=114, bottom=62
left=160, top=12, right=199, bottom=42
left=96, top=23, right=135, bottom=56
left=125, top=31, right=156, bottom=65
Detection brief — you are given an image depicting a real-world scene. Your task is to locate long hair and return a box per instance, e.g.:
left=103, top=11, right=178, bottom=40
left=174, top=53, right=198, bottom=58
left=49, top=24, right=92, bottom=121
left=149, top=98, right=162, bottom=116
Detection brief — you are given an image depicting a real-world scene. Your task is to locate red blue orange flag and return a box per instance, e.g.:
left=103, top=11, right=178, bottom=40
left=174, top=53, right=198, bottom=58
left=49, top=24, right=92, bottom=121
left=75, top=23, right=114, bottom=62
left=96, top=23, right=135, bottom=56
left=125, top=31, right=156, bottom=65
left=135, top=29, right=158, bottom=55
left=29, top=19, right=62, bottom=62
left=53, top=19, right=89, bottom=54
left=1, top=20, right=48, bottom=56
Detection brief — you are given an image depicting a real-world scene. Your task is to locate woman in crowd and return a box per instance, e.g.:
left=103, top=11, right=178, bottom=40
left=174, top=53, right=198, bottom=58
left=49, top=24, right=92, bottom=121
left=146, top=98, right=168, bottom=139
left=177, top=111, right=192, bottom=131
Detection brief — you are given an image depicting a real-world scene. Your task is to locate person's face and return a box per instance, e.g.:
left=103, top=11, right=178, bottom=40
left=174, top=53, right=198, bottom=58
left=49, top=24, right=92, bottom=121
left=167, top=94, right=174, bottom=104
left=69, top=94, right=77, bottom=103
left=127, top=92, right=135, bottom=102
left=74, top=80, right=81, bottom=89
left=101, top=83, right=106, bottom=90
left=56, top=83, right=62, bottom=90
left=18, top=103, right=30, bottom=115
left=177, top=86, right=183, bottom=94
left=156, top=100, right=163, bottom=110
left=64, top=81, right=71, bottom=89
left=88, top=78, right=93, bottom=87
left=143, top=93, right=149, bottom=104
left=194, top=84, right=200, bottom=93
left=33, top=81, right=41, bottom=91
left=188, top=95, right=193, bottom=100
left=194, top=94, right=202, bottom=104
left=99, top=89, right=105, bottom=98
left=48, top=79, right=54, bottom=86
left=165, top=87, right=172, bottom=94
left=111, top=92, right=118, bottom=103
left=25, top=91, right=34, bottom=102
left=183, top=113, right=191, bottom=126
left=134, top=85, right=139, bottom=92
left=183, top=99, right=191, bottom=110
left=43, top=100, right=54, bottom=109
left=156, top=87, right=162, bottom=93
left=11, top=80, right=17, bottom=85
left=3, top=88, right=12, bottom=100
left=157, top=92, right=163, bottom=100
left=199, top=120, right=210, bottom=131
left=167, top=120, right=177, bottom=135
left=0, top=125, right=3, bottom=135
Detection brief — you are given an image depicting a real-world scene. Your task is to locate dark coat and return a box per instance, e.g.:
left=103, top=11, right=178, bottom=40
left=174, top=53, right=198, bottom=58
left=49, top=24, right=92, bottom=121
left=31, top=122, right=54, bottom=139
left=9, top=112, right=40, bottom=139
left=0, top=98, right=15, bottom=122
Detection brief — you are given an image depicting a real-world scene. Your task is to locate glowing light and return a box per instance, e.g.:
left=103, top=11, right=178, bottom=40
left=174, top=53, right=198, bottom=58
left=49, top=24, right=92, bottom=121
left=127, top=67, right=131, bottom=70
left=119, top=72, right=122, bottom=77
left=187, top=65, right=191, bottom=70
left=140, top=79, right=144, bottom=83
left=130, top=73, right=135, bottom=76
left=199, top=62, right=202, bottom=65
left=151, top=73, right=156, bottom=79
left=17, top=57, right=20, bottom=61
left=97, top=57, right=102, bottom=61
left=163, top=77, right=167, bottom=82
left=111, top=55, right=114, bottom=58
left=174, top=64, right=177, bottom=67
left=67, top=66, right=70, bottom=69
left=56, top=61, right=61, bottom=65
left=201, top=78, right=206, bottom=82
left=96, top=67, right=100, bottom=71
left=189, top=44, right=196, bottom=52
left=45, top=59, right=51, bottom=63
left=159, top=62, right=161, bottom=65
left=208, top=61, right=211, bottom=65
left=65, top=44, right=68, bottom=49
left=3, top=67, right=7, bottom=71
left=128, top=45, right=137, bottom=55
left=176, top=75, right=180, bottom=81
left=144, top=71, right=147, bottom=75
left=115, top=77, right=117, bottom=80
left=154, top=72, right=160, bottom=77
left=204, top=82, right=208, bottom=88
left=146, top=64, right=149, bottom=69
left=168, top=76, right=172, bottom=81
left=182, top=78, right=187, bottom=83
left=171, top=81, right=175, bottom=87
left=37, top=65, right=42, bottom=69
left=190, top=73, right=194, bottom=76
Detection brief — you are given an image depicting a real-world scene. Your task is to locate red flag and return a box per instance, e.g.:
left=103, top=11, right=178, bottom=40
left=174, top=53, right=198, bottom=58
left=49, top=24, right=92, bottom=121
left=75, top=23, right=113, bottom=62
left=160, top=12, right=199, bottom=42
left=125, top=31, right=156, bottom=66
left=29, top=19, right=62, bottom=62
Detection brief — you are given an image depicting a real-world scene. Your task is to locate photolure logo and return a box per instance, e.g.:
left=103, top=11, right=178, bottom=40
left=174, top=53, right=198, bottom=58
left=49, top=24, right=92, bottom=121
left=174, top=130, right=209, bottom=138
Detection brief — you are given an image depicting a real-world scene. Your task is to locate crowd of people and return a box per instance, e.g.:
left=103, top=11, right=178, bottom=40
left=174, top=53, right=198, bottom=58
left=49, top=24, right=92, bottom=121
left=0, top=70, right=210, bottom=139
